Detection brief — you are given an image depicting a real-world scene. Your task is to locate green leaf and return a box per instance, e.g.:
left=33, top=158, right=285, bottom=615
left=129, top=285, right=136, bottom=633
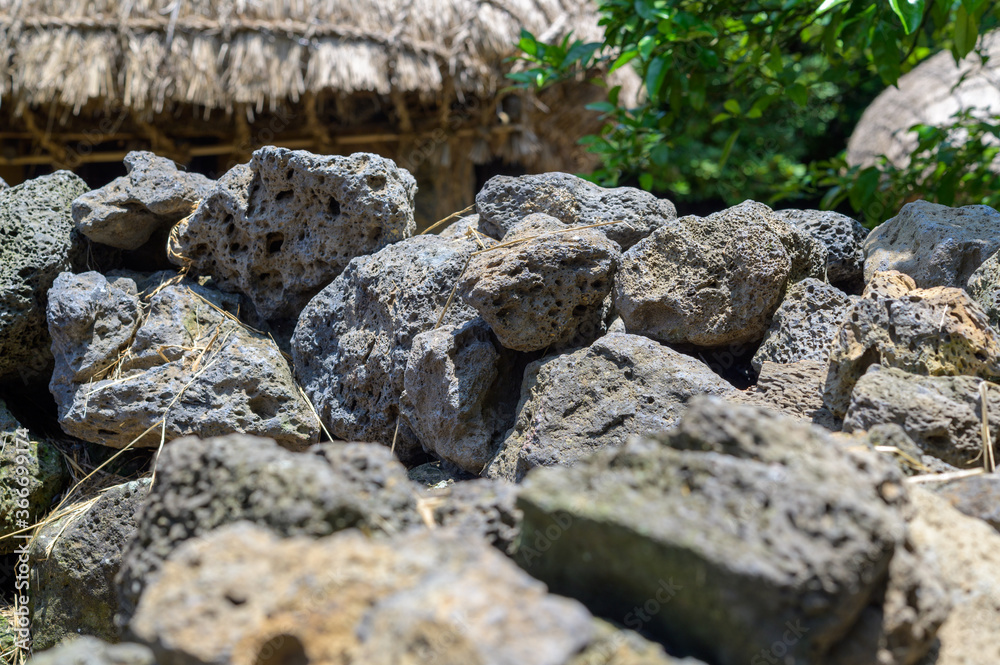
left=820, top=184, right=845, bottom=210
left=638, top=35, right=657, bottom=61
left=688, top=72, right=707, bottom=110
left=639, top=172, right=654, bottom=190
left=954, top=4, right=979, bottom=60
left=849, top=167, right=881, bottom=212
left=871, top=25, right=902, bottom=84
left=787, top=84, right=808, bottom=107
left=711, top=112, right=731, bottom=124
left=888, top=0, right=925, bottom=35
left=608, top=85, right=621, bottom=106
left=609, top=49, right=639, bottom=73
left=645, top=56, right=670, bottom=100
left=518, top=30, right=538, bottom=56
left=650, top=143, right=671, bottom=167
left=585, top=101, right=618, bottom=113
left=961, top=0, right=988, bottom=16
left=718, top=129, right=741, bottom=171
left=723, top=99, right=742, bottom=115
left=817, top=0, right=850, bottom=14
left=562, top=41, right=601, bottom=68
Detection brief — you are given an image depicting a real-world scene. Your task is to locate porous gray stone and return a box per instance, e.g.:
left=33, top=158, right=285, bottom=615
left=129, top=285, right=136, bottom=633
left=0, top=400, right=68, bottom=554
left=614, top=201, right=793, bottom=347
left=459, top=214, right=620, bottom=352
left=863, top=423, right=959, bottom=476
left=863, top=200, right=1000, bottom=288
left=730, top=359, right=840, bottom=430
left=774, top=208, right=868, bottom=287
left=25, top=636, right=155, bottom=665
left=907, top=489, right=1000, bottom=665
left=752, top=278, right=857, bottom=372
left=932, top=474, right=1000, bottom=533
left=292, top=234, right=479, bottom=450
left=484, top=333, right=735, bottom=482
left=400, top=319, right=523, bottom=474
left=72, top=151, right=213, bottom=250
left=170, top=148, right=417, bottom=319
left=116, top=435, right=422, bottom=626
left=843, top=366, right=1000, bottom=468
left=475, top=171, right=676, bottom=249
left=48, top=272, right=318, bottom=449
left=429, top=478, right=522, bottom=555
left=823, top=279, right=1000, bottom=417
left=29, top=479, right=150, bottom=650
left=128, top=523, right=596, bottom=665
left=516, top=397, right=947, bottom=665
left=0, top=171, right=89, bottom=380
left=966, top=247, right=1000, bottom=328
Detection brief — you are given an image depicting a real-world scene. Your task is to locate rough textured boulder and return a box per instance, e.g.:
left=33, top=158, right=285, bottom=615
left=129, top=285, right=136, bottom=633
left=72, top=151, right=213, bottom=250
left=864, top=423, right=959, bottom=476
left=752, top=278, right=857, bottom=372
left=459, top=214, right=620, bottom=352
left=428, top=479, right=522, bottom=555
left=843, top=366, right=1000, bottom=468
left=128, top=523, right=597, bottom=665
left=292, top=234, right=479, bottom=449
left=614, top=201, right=801, bottom=347
left=25, top=636, right=155, bottom=665
left=774, top=208, right=868, bottom=288
left=116, top=435, right=421, bottom=624
left=933, top=475, right=1000, bottom=532
left=0, top=171, right=89, bottom=380
left=516, top=397, right=947, bottom=665
left=170, top=148, right=417, bottom=319
left=863, top=200, right=1000, bottom=288
left=730, top=359, right=839, bottom=430
left=0, top=400, right=68, bottom=554
left=29, top=479, right=150, bottom=650
left=966, top=247, right=1000, bottom=328
left=475, top=171, right=677, bottom=249
left=48, top=271, right=318, bottom=449
left=400, top=319, right=524, bottom=474
left=485, top=334, right=735, bottom=482
left=823, top=276, right=1000, bottom=417
left=908, top=489, right=1000, bottom=665
left=846, top=30, right=1000, bottom=170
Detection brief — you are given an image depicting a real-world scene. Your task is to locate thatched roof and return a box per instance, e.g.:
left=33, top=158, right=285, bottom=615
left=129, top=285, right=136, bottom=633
left=846, top=30, right=1000, bottom=169
left=0, top=1, right=634, bottom=225
left=0, top=0, right=604, bottom=117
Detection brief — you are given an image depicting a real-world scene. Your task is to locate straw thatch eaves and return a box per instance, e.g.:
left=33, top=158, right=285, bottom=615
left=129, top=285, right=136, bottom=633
left=0, top=0, right=628, bottom=222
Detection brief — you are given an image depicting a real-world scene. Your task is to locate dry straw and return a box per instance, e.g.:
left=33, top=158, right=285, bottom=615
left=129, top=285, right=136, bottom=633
left=0, top=1, right=604, bottom=116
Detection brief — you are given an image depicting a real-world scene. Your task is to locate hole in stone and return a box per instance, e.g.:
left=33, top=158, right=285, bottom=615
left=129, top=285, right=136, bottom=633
left=328, top=198, right=341, bottom=217
left=254, top=633, right=309, bottom=665
left=266, top=232, right=285, bottom=255
left=275, top=189, right=293, bottom=202
left=248, top=395, right=278, bottom=419
left=367, top=174, right=386, bottom=190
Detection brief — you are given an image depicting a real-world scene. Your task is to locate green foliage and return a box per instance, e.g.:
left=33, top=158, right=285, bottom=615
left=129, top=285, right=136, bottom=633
left=511, top=0, right=1000, bottom=219
left=810, top=109, right=1000, bottom=226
